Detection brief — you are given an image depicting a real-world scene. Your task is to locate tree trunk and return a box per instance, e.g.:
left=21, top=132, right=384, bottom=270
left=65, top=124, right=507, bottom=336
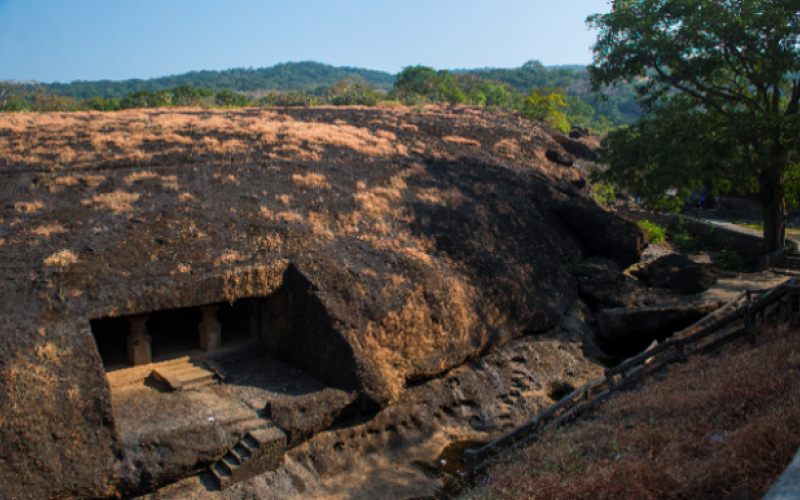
left=759, top=171, right=784, bottom=255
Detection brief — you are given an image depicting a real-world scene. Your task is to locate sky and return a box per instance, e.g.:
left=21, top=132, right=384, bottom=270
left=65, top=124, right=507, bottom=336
left=0, top=0, right=613, bottom=84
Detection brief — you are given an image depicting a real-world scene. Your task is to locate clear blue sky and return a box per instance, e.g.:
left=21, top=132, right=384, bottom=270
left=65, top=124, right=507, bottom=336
left=0, top=0, right=613, bottom=83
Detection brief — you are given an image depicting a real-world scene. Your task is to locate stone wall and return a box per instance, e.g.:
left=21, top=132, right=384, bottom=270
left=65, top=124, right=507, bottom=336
left=619, top=209, right=764, bottom=263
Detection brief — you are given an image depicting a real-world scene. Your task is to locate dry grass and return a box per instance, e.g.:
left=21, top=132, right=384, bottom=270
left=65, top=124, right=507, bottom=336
left=81, top=190, right=140, bottom=213
left=292, top=172, right=331, bottom=189
left=43, top=249, right=78, bottom=268
left=443, top=135, right=481, bottom=148
left=15, top=200, right=43, bottom=214
left=31, top=223, right=67, bottom=237
left=466, top=323, right=800, bottom=500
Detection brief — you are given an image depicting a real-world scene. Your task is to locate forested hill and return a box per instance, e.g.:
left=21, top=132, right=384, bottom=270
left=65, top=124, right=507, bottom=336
left=41, top=61, right=600, bottom=101
left=43, top=62, right=397, bottom=100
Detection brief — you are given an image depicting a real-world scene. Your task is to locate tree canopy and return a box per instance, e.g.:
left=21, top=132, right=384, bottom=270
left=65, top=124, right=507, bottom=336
left=589, top=0, right=800, bottom=254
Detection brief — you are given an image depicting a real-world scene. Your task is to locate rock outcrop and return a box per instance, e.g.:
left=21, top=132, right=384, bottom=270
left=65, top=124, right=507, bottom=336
left=559, top=201, right=648, bottom=268
left=646, top=254, right=718, bottom=293
left=0, top=106, right=644, bottom=499
left=596, top=302, right=720, bottom=346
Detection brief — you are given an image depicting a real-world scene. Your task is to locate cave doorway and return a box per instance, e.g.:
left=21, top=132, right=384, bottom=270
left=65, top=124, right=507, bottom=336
left=89, top=296, right=280, bottom=373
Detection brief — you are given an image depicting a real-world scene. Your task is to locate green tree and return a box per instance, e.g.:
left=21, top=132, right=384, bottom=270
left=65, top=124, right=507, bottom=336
left=84, top=97, right=121, bottom=111
left=326, top=78, right=380, bottom=106
left=215, top=89, right=249, bottom=107
left=588, top=0, right=800, bottom=254
left=522, top=87, right=572, bottom=133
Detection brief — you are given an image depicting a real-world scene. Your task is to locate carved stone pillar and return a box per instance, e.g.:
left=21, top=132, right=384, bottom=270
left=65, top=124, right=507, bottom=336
left=199, top=305, right=221, bottom=353
left=126, top=314, right=151, bottom=366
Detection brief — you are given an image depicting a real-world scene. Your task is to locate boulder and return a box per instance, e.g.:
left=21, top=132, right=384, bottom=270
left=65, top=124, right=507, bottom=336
left=596, top=302, right=720, bottom=344
left=558, top=202, right=648, bottom=268
left=646, top=254, right=717, bottom=293
left=647, top=254, right=697, bottom=288
left=569, top=127, right=590, bottom=139
left=574, top=257, right=622, bottom=282
left=668, top=266, right=718, bottom=294
left=577, top=277, right=698, bottom=309
left=546, top=148, right=576, bottom=166
left=551, top=135, right=598, bottom=161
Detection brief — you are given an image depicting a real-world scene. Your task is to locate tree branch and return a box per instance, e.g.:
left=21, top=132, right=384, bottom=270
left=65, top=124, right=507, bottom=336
left=653, top=66, right=731, bottom=117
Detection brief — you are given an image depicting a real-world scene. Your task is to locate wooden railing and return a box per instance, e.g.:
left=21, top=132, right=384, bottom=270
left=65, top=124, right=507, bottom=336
left=465, top=281, right=799, bottom=482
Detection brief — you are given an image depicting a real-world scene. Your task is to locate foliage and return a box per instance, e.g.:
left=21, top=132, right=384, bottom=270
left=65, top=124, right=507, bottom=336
left=593, top=182, right=616, bottom=205
left=563, top=255, right=584, bottom=272
left=84, top=97, right=121, bottom=111
left=119, top=90, right=172, bottom=109
left=326, top=78, right=380, bottom=106
left=671, top=220, right=696, bottom=251
left=521, top=87, right=571, bottom=133
left=647, top=189, right=687, bottom=214
left=638, top=220, right=666, bottom=244
left=255, top=91, right=321, bottom=107
left=214, top=89, right=249, bottom=108
left=588, top=0, right=800, bottom=254
left=42, top=61, right=396, bottom=99
left=719, top=249, right=745, bottom=272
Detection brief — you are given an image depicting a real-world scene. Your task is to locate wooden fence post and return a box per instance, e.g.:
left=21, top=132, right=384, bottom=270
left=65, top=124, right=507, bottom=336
left=745, top=303, right=754, bottom=336
left=466, top=449, right=476, bottom=482
left=605, top=369, right=616, bottom=391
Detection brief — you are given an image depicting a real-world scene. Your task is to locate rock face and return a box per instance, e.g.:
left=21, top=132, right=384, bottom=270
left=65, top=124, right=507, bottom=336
left=646, top=254, right=718, bottom=293
left=551, top=134, right=598, bottom=161
left=0, top=107, right=647, bottom=499
left=545, top=148, right=576, bottom=166
left=596, top=302, right=720, bottom=346
left=669, top=266, right=719, bottom=294
left=573, top=257, right=621, bottom=281
left=559, top=202, right=648, bottom=268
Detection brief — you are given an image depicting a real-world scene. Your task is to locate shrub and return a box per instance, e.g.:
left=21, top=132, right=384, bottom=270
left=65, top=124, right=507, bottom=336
left=639, top=220, right=666, bottom=244
left=215, top=89, right=249, bottom=108
left=593, top=182, right=616, bottom=205
left=84, top=97, right=121, bottom=111
left=563, top=254, right=584, bottom=272
left=719, top=249, right=745, bottom=272
left=326, top=78, right=380, bottom=106
left=256, top=91, right=321, bottom=107
left=671, top=220, right=696, bottom=250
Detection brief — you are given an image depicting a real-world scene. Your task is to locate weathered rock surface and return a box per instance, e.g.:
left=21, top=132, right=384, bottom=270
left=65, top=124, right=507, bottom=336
left=574, top=257, right=623, bottom=282
left=596, top=302, right=720, bottom=343
left=646, top=254, right=718, bottom=293
left=559, top=202, right=648, bottom=268
left=0, top=107, right=643, bottom=499
left=551, top=134, right=598, bottom=161
left=545, top=148, right=576, bottom=166
left=669, top=266, right=719, bottom=294
left=577, top=278, right=697, bottom=309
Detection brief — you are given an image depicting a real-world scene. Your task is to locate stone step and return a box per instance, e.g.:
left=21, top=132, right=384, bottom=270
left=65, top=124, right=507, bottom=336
left=152, top=363, right=216, bottom=391
left=210, top=462, right=231, bottom=489
left=211, top=424, right=287, bottom=490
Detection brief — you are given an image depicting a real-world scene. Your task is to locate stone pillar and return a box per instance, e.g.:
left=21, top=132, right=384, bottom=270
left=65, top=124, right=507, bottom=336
left=126, top=314, right=151, bottom=366
left=199, top=305, right=221, bottom=353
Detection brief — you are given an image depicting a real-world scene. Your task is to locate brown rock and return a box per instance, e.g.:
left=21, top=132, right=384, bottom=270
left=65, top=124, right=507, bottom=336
left=668, top=266, right=718, bottom=294
left=596, top=302, right=720, bottom=344
left=559, top=202, right=648, bottom=268
left=647, top=254, right=697, bottom=288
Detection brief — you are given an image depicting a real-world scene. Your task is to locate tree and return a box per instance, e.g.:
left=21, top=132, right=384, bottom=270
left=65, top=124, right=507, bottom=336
left=214, top=89, right=249, bottom=108
left=326, top=78, right=379, bottom=106
left=588, top=0, right=800, bottom=255
left=522, top=87, right=572, bottom=133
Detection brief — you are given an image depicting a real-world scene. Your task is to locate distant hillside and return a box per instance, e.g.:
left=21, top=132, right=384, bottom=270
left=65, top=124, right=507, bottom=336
left=43, top=61, right=397, bottom=100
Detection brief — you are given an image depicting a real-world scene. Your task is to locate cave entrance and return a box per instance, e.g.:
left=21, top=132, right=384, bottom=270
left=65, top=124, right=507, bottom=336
left=89, top=295, right=288, bottom=374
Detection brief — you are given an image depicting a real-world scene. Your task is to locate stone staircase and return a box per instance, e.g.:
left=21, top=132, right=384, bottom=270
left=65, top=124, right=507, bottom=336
left=210, top=422, right=287, bottom=489
left=151, top=357, right=218, bottom=391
